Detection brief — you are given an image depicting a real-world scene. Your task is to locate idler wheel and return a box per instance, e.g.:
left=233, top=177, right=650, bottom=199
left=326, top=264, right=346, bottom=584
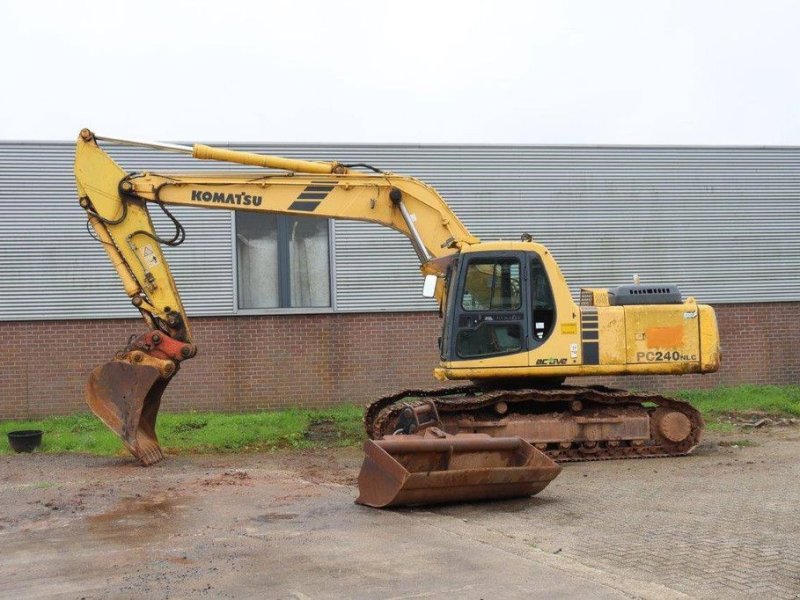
left=650, top=406, right=700, bottom=455
left=656, top=410, right=692, bottom=443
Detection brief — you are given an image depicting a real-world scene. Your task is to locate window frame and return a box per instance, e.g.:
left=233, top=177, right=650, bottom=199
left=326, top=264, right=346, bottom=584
left=232, top=214, right=336, bottom=315
left=447, top=252, right=528, bottom=361
left=528, top=254, right=557, bottom=349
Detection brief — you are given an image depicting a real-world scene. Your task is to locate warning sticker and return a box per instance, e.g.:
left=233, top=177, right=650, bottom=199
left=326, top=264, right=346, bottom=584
left=561, top=322, right=577, bottom=334
left=142, top=245, right=159, bottom=267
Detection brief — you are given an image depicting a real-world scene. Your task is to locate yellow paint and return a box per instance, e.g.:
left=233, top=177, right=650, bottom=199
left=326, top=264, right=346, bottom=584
left=597, top=307, right=626, bottom=365
left=192, top=144, right=342, bottom=174
left=698, top=304, right=721, bottom=372
left=436, top=359, right=713, bottom=380
left=86, top=215, right=140, bottom=298
left=75, top=137, right=189, bottom=338
left=582, top=288, right=611, bottom=307
left=625, top=301, right=700, bottom=365
left=560, top=323, right=577, bottom=334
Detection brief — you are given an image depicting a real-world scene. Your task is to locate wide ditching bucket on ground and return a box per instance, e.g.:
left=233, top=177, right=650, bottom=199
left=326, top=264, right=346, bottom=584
left=86, top=360, right=170, bottom=466
left=356, top=430, right=561, bottom=508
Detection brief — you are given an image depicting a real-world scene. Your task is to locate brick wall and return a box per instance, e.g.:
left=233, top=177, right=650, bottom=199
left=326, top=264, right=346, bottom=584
left=1, top=302, right=798, bottom=420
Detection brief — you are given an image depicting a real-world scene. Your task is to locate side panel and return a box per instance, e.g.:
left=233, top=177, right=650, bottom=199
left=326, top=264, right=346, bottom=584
left=624, top=302, right=701, bottom=369
left=698, top=304, right=721, bottom=372
left=527, top=251, right=582, bottom=368
left=592, top=306, right=626, bottom=366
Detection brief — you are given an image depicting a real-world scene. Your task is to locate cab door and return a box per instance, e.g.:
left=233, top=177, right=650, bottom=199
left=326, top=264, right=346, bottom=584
left=446, top=253, right=528, bottom=365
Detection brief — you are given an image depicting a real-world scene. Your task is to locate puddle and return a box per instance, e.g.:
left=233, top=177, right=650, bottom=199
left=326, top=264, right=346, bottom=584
left=87, top=494, right=182, bottom=542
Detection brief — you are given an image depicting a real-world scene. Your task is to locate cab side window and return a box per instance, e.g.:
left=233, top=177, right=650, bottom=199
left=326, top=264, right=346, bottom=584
left=530, top=256, right=555, bottom=341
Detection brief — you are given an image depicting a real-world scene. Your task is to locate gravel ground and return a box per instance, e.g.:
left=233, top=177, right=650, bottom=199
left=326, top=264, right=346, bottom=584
left=1, top=428, right=798, bottom=599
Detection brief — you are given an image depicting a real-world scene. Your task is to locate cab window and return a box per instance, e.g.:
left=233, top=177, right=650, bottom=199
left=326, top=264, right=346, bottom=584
left=461, top=259, right=521, bottom=311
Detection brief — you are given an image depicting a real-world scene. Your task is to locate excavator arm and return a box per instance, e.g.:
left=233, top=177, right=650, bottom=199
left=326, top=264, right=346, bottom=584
left=74, top=129, right=479, bottom=464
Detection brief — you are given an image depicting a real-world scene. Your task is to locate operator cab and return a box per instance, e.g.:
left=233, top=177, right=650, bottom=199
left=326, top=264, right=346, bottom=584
left=439, top=250, right=556, bottom=361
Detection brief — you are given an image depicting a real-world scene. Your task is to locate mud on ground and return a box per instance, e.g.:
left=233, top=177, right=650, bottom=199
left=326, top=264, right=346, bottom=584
left=1, top=428, right=799, bottom=599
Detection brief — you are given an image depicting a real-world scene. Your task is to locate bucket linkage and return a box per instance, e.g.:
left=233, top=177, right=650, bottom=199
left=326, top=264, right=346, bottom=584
left=85, top=331, right=196, bottom=466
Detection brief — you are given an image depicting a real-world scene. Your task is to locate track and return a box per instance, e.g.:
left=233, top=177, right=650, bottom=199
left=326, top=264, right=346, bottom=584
left=364, top=384, right=704, bottom=463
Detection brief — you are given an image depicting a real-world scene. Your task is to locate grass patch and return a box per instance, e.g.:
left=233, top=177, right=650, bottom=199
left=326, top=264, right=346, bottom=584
left=677, top=385, right=800, bottom=420
left=0, top=405, right=364, bottom=457
left=2, top=385, right=797, bottom=457
left=704, top=422, right=737, bottom=433
left=0, top=414, right=127, bottom=456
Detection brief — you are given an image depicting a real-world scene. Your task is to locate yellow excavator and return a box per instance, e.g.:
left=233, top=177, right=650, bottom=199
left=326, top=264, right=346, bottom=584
left=74, top=129, right=719, bottom=507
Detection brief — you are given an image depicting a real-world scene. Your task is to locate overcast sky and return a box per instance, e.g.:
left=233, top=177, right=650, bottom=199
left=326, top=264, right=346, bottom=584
left=2, top=0, right=798, bottom=144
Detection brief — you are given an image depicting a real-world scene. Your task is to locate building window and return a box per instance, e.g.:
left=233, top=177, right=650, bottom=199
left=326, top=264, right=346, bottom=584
left=236, top=213, right=331, bottom=309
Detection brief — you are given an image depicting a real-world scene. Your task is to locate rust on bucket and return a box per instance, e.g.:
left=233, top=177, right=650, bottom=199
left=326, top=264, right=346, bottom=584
left=86, top=361, right=169, bottom=466
left=356, top=429, right=561, bottom=508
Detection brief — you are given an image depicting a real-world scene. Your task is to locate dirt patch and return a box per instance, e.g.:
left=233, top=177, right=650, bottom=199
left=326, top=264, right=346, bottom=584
left=715, top=411, right=800, bottom=428
left=304, top=418, right=341, bottom=444
left=1, top=432, right=799, bottom=599
left=278, top=448, right=360, bottom=486
left=201, top=469, right=252, bottom=486
left=252, top=512, right=298, bottom=522
left=87, top=492, right=181, bottom=543
left=717, top=438, right=759, bottom=447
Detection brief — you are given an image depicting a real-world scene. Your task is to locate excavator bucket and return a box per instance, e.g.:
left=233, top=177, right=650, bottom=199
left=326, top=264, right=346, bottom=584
left=86, top=361, right=169, bottom=466
left=356, top=431, right=561, bottom=508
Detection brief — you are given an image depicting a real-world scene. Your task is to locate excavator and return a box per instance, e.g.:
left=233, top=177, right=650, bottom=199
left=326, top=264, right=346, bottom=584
left=74, top=129, right=720, bottom=507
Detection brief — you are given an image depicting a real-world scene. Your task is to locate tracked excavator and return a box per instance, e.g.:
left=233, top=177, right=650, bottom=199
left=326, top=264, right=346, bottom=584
left=74, top=129, right=719, bottom=507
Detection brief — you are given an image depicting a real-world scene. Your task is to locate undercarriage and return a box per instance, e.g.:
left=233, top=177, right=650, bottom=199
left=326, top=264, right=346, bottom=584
left=365, top=384, right=704, bottom=463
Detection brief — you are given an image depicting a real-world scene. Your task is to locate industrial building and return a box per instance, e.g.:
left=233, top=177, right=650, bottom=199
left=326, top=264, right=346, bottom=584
left=2, top=141, right=798, bottom=419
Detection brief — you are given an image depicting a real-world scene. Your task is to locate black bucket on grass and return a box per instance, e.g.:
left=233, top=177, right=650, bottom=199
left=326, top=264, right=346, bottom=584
left=7, top=430, right=43, bottom=453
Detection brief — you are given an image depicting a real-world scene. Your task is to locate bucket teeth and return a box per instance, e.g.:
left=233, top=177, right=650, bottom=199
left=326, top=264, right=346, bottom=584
left=86, top=361, right=168, bottom=465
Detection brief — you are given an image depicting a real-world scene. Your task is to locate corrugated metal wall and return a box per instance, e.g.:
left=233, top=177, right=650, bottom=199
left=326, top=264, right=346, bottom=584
left=0, top=143, right=234, bottom=319
left=1, top=141, right=799, bottom=320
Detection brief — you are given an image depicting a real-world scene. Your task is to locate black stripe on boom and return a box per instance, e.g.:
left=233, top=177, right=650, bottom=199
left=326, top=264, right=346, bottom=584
left=289, top=201, right=320, bottom=211
left=305, top=185, right=336, bottom=192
